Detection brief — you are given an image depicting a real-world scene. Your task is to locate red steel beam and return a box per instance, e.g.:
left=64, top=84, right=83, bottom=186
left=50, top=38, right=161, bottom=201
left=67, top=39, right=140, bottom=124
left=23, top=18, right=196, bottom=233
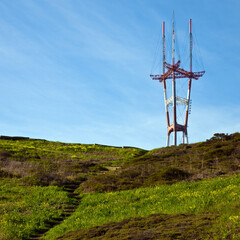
left=150, top=61, right=205, bottom=82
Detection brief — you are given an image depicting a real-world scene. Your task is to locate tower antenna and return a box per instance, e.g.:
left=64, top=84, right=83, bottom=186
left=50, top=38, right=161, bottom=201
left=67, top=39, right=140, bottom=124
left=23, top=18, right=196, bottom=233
left=172, top=11, right=177, bottom=145
left=150, top=16, right=205, bottom=146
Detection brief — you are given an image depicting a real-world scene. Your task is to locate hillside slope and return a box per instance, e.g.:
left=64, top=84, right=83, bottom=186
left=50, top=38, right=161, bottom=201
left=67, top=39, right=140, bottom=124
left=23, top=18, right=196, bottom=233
left=0, top=137, right=145, bottom=240
left=0, top=137, right=145, bottom=187
left=56, top=213, right=216, bottom=240
left=0, top=132, right=239, bottom=240
left=79, top=132, right=240, bottom=193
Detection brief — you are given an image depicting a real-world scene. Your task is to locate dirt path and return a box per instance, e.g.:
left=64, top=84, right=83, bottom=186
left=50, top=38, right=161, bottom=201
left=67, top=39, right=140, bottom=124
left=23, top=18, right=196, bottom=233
left=28, top=182, right=81, bottom=240
left=28, top=166, right=123, bottom=239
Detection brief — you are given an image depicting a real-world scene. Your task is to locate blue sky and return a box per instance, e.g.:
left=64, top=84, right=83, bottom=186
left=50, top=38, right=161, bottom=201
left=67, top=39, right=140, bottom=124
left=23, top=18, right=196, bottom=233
left=0, top=0, right=239, bottom=149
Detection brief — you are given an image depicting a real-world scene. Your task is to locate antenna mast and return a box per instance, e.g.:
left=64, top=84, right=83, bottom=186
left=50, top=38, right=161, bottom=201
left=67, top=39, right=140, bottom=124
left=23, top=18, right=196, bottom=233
left=172, top=12, right=177, bottom=145
left=162, top=21, right=170, bottom=146
left=184, top=18, right=193, bottom=144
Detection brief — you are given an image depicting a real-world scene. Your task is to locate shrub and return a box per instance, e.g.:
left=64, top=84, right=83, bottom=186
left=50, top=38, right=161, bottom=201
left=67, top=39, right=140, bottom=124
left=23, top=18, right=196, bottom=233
left=0, top=150, right=11, bottom=160
left=145, top=167, right=190, bottom=186
left=160, top=167, right=190, bottom=181
left=0, top=169, right=14, bottom=178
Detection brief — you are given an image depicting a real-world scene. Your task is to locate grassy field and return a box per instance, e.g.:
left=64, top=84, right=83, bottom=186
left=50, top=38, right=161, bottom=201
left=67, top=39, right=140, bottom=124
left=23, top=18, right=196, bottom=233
left=0, top=138, right=146, bottom=186
left=43, top=173, right=240, bottom=239
left=0, top=133, right=239, bottom=239
left=0, top=179, right=72, bottom=240
left=55, top=213, right=216, bottom=240
left=79, top=132, right=240, bottom=193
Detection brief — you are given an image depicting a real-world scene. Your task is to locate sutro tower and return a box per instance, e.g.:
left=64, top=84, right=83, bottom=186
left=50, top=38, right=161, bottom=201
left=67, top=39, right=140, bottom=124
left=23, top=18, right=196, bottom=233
left=150, top=16, right=205, bottom=146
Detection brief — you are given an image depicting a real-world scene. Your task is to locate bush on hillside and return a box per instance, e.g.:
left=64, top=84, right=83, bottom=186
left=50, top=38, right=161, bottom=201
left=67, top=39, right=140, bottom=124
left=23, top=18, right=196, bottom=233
left=79, top=166, right=191, bottom=193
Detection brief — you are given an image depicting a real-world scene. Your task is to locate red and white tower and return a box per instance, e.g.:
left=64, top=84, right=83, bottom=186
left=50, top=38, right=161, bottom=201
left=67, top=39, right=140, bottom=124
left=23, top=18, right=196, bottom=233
left=150, top=17, right=205, bottom=146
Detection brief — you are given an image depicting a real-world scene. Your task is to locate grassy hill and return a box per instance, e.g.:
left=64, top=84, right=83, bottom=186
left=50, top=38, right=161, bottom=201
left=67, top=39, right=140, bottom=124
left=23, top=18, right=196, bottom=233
left=0, top=137, right=145, bottom=187
left=79, top=132, right=240, bottom=193
left=0, top=133, right=239, bottom=239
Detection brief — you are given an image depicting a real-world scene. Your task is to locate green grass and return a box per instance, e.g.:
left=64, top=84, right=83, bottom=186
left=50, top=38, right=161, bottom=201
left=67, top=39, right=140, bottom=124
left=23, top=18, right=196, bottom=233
left=0, top=133, right=240, bottom=239
left=0, top=139, right=145, bottom=164
left=44, top=173, right=240, bottom=239
left=79, top=132, right=240, bottom=193
left=0, top=179, right=72, bottom=240
left=56, top=213, right=216, bottom=240
left=0, top=138, right=146, bottom=186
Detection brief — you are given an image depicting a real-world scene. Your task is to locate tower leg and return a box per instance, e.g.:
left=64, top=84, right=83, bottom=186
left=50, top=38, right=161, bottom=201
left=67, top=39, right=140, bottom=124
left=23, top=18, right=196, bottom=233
left=173, top=130, right=177, bottom=146
left=167, top=134, right=170, bottom=147
left=172, top=79, right=177, bottom=146
left=185, top=134, right=188, bottom=144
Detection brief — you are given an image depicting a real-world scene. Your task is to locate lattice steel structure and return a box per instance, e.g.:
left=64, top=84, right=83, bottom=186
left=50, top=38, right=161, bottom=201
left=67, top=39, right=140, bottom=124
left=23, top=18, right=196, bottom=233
left=150, top=18, right=205, bottom=146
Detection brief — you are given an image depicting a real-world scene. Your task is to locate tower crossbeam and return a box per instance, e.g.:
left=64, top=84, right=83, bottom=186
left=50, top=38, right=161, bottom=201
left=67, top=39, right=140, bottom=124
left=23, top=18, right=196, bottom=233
left=150, top=61, right=205, bottom=82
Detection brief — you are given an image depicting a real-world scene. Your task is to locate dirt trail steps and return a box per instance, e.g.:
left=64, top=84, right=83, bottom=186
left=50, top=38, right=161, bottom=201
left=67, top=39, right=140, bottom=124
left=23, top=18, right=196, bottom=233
left=28, top=182, right=81, bottom=240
